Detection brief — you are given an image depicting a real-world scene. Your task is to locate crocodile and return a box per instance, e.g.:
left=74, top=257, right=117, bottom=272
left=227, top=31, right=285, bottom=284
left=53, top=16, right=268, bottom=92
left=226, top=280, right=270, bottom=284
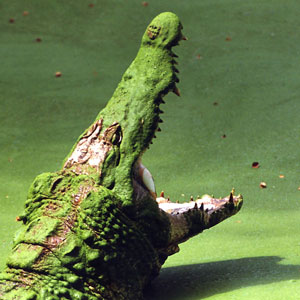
left=0, top=12, right=243, bottom=300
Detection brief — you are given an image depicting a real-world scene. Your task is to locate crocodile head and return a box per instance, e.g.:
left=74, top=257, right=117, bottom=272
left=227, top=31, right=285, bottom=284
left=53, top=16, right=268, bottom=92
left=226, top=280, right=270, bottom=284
left=0, top=12, right=243, bottom=300
left=63, top=12, right=184, bottom=205
left=63, top=11, right=242, bottom=256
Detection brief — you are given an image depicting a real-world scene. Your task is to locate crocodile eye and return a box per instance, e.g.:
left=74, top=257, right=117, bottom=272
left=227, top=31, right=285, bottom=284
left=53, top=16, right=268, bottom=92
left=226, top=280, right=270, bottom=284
left=111, top=128, right=122, bottom=146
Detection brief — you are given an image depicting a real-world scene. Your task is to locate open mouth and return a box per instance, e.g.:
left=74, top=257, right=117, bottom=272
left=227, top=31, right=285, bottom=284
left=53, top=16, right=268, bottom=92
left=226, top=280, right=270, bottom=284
left=132, top=139, right=242, bottom=252
left=132, top=42, right=243, bottom=221
left=135, top=157, right=242, bottom=217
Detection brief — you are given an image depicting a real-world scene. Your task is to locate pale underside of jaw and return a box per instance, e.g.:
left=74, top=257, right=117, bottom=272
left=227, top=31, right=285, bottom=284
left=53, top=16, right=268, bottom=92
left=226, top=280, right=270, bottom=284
left=139, top=160, right=241, bottom=215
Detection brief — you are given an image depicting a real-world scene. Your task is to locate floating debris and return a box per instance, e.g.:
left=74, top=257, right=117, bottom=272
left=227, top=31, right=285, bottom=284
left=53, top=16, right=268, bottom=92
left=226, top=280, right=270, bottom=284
left=260, top=182, right=267, bottom=188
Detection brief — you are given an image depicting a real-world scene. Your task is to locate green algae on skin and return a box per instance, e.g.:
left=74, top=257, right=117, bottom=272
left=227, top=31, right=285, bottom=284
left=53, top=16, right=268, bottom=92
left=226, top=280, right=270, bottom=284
left=0, top=12, right=242, bottom=300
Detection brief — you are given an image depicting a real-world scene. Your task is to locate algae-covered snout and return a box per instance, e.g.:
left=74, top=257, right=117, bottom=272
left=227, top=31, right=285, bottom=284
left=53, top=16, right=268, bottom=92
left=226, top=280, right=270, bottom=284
left=142, top=12, right=186, bottom=49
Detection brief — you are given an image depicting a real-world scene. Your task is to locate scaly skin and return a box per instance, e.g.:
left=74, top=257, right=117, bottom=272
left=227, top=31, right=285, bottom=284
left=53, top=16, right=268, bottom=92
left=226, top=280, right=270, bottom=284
left=0, top=12, right=243, bottom=300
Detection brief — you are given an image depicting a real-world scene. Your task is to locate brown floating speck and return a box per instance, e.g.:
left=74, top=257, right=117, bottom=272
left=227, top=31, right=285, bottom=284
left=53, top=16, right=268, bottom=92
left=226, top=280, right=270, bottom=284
left=36, top=38, right=42, bottom=42
left=260, top=182, right=267, bottom=188
left=279, top=174, right=284, bottom=178
left=196, top=54, right=202, bottom=59
left=252, top=162, right=260, bottom=168
left=221, top=134, right=227, bottom=138
left=142, top=1, right=149, bottom=6
left=23, top=11, right=29, bottom=16
left=55, top=71, right=62, bottom=77
left=9, top=18, right=15, bottom=23
left=225, top=36, right=232, bottom=41
left=88, top=3, right=94, bottom=7
left=213, top=102, right=218, bottom=106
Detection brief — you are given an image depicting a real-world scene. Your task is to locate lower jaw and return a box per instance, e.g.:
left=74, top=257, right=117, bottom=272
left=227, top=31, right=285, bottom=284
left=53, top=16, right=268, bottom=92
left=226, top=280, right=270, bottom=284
left=136, top=160, right=242, bottom=215
left=157, top=193, right=242, bottom=215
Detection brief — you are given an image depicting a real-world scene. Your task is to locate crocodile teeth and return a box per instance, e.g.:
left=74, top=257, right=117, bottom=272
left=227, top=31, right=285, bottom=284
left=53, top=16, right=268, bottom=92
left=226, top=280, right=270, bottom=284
left=156, top=97, right=165, bottom=104
left=140, top=163, right=156, bottom=196
left=155, top=107, right=164, bottom=114
left=229, top=192, right=234, bottom=203
left=173, top=86, right=181, bottom=96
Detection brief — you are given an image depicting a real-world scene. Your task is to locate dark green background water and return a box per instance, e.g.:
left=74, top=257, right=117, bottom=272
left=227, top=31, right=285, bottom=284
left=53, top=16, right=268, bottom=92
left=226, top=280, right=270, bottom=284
left=1, top=1, right=299, bottom=299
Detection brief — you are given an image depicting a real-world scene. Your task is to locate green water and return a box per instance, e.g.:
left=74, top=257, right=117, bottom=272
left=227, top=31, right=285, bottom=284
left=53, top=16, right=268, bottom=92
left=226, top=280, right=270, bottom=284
left=1, top=1, right=299, bottom=299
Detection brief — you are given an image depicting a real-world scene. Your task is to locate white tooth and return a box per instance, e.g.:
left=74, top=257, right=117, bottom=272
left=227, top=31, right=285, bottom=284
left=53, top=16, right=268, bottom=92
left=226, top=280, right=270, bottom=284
left=156, top=197, right=168, bottom=204
left=140, top=163, right=156, bottom=194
